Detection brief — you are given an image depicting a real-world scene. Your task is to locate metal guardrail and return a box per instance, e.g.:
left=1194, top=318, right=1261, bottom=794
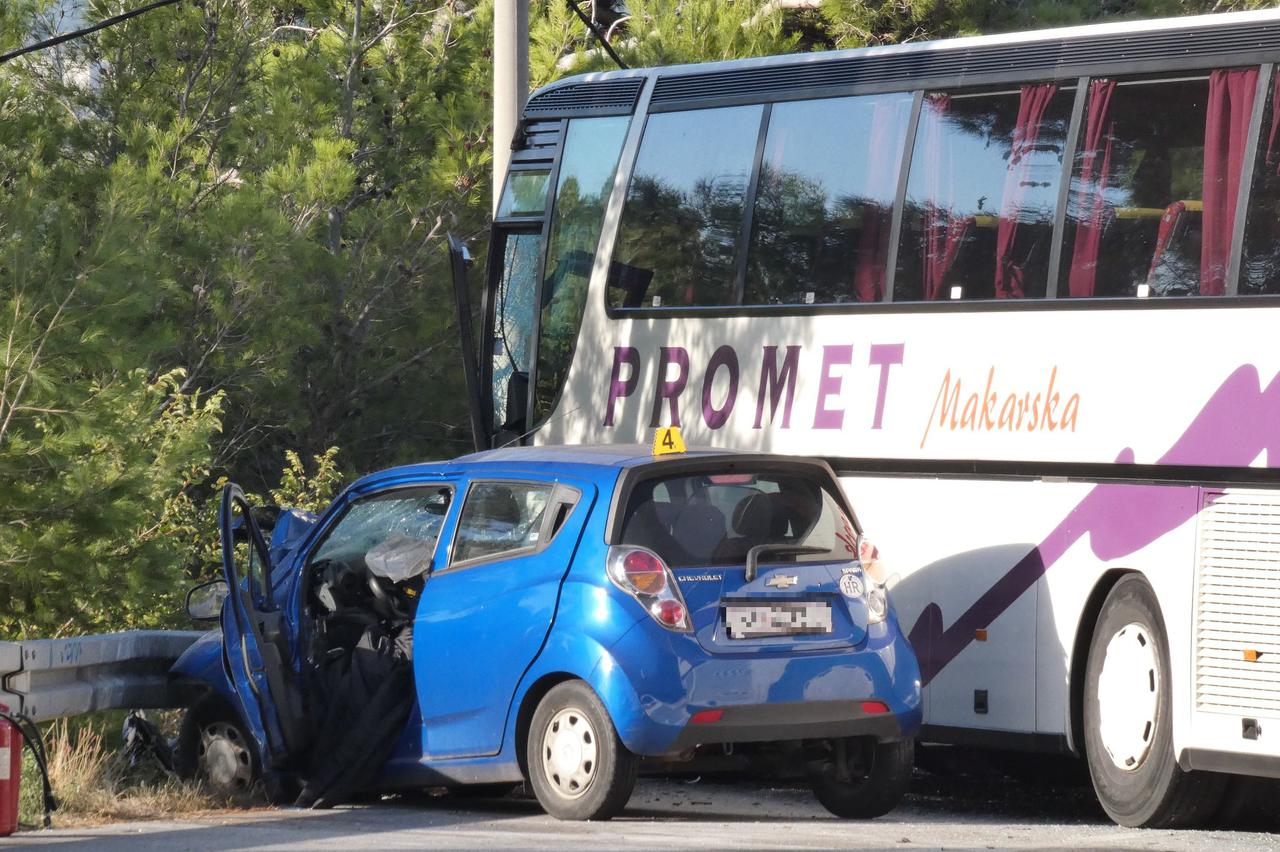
left=0, top=631, right=205, bottom=722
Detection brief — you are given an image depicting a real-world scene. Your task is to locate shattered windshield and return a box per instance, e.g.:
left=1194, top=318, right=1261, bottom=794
left=313, top=487, right=452, bottom=579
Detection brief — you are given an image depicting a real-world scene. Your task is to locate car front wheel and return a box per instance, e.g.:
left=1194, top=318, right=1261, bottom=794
left=526, top=681, right=638, bottom=821
left=176, top=697, right=259, bottom=796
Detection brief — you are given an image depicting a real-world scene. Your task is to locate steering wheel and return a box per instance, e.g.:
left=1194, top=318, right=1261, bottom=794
left=366, top=569, right=408, bottom=621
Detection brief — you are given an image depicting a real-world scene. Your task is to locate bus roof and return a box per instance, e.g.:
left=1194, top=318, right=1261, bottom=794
left=527, top=8, right=1280, bottom=111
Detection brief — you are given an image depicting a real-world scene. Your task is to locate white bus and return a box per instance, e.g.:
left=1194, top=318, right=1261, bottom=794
left=462, top=9, right=1280, bottom=828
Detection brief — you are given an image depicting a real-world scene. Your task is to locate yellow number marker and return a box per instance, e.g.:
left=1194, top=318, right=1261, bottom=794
left=652, top=426, right=687, bottom=456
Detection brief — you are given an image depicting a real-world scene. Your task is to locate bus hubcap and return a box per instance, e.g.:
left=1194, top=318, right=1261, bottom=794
left=1097, top=622, right=1160, bottom=772
left=541, top=707, right=597, bottom=799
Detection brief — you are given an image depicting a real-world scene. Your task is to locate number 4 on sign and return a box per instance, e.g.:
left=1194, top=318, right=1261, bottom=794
left=652, top=426, right=687, bottom=456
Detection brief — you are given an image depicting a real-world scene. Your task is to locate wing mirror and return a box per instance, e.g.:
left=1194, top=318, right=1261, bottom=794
left=186, top=579, right=229, bottom=621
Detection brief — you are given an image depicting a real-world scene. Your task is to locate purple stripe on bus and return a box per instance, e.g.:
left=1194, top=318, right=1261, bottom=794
left=908, top=364, right=1280, bottom=686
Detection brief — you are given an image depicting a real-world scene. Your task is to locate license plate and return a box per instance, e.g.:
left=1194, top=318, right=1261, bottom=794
left=725, top=602, right=832, bottom=639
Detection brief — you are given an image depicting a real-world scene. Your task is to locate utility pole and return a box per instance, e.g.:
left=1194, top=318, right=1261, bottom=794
left=493, top=1, right=530, bottom=214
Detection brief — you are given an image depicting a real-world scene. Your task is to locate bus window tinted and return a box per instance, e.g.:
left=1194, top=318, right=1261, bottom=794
left=497, top=170, right=551, bottom=218
left=534, top=115, right=630, bottom=424
left=745, top=93, right=913, bottom=305
left=610, top=106, right=764, bottom=309
left=896, top=85, right=1071, bottom=302
left=1240, top=72, right=1280, bottom=295
left=1058, top=75, right=1238, bottom=298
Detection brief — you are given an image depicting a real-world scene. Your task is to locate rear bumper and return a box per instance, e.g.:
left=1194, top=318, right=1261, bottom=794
left=590, top=616, right=922, bottom=756
left=666, top=700, right=907, bottom=752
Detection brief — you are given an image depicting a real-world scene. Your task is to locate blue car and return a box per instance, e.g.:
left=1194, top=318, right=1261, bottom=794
left=172, top=444, right=922, bottom=820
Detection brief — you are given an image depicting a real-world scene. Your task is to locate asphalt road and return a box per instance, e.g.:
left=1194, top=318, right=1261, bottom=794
left=10, top=760, right=1280, bottom=852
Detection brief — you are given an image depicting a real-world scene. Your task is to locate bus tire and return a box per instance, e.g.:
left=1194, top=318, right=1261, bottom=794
left=810, top=738, right=913, bottom=819
left=526, top=681, right=638, bottom=821
left=1083, top=574, right=1224, bottom=827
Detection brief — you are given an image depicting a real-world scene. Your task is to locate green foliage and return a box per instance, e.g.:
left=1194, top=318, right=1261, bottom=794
left=0, top=369, right=224, bottom=636
left=271, top=447, right=344, bottom=513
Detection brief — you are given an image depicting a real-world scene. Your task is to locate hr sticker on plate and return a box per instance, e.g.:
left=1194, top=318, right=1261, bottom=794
left=839, top=573, right=864, bottom=599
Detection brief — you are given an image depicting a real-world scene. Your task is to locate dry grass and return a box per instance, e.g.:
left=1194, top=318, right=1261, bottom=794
left=17, top=715, right=247, bottom=830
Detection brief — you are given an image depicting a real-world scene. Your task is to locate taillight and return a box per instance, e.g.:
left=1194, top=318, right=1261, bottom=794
left=856, top=534, right=879, bottom=565
left=621, top=549, right=666, bottom=594
left=606, top=545, right=692, bottom=632
left=855, top=534, right=889, bottom=624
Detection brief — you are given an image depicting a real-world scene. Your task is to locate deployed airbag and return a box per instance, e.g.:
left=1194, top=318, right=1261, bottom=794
left=364, top=533, right=434, bottom=582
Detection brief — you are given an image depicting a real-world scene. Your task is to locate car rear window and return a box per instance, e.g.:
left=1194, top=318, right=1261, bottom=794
left=618, top=469, right=858, bottom=569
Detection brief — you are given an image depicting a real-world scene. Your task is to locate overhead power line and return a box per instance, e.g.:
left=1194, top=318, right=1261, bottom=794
left=565, top=0, right=628, bottom=70
left=0, top=0, right=182, bottom=66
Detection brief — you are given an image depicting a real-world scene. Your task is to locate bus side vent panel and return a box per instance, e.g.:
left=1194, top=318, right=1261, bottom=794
left=1195, top=489, right=1280, bottom=717
left=510, top=120, right=563, bottom=167
left=651, top=20, right=1280, bottom=106
left=523, top=79, right=644, bottom=117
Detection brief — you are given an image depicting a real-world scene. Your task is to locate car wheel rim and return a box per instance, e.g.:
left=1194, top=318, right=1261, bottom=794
left=199, top=721, right=254, bottom=793
left=541, top=707, right=598, bottom=800
left=1097, top=622, right=1160, bottom=772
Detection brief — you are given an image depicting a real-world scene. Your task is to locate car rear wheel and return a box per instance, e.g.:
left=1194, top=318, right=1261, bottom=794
left=526, top=681, right=637, bottom=821
left=1083, top=574, right=1224, bottom=827
left=809, top=737, right=913, bottom=818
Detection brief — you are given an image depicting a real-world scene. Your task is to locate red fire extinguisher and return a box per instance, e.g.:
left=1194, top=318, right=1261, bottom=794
left=0, top=704, right=22, bottom=837
left=0, top=704, right=55, bottom=836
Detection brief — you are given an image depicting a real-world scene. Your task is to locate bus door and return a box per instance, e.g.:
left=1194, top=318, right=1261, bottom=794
left=484, top=225, right=543, bottom=443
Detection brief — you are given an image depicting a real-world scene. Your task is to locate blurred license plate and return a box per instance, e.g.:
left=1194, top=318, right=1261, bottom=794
left=725, top=602, right=832, bottom=639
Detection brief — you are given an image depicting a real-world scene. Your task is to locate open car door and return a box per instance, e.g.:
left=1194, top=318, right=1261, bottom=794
left=219, top=483, right=307, bottom=771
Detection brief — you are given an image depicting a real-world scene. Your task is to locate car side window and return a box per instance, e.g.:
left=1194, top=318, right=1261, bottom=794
left=312, top=487, right=452, bottom=571
left=452, top=481, right=555, bottom=565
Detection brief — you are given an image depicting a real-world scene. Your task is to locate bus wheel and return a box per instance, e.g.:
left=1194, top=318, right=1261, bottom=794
left=1083, top=574, right=1223, bottom=827
left=809, top=738, right=913, bottom=819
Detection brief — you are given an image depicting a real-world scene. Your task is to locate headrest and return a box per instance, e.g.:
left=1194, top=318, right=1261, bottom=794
left=672, top=501, right=727, bottom=562
left=731, top=492, right=773, bottom=536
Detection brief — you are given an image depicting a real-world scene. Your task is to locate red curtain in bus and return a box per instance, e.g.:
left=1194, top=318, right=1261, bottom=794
left=994, top=83, right=1058, bottom=299
left=1266, top=74, right=1280, bottom=173
left=1067, top=78, right=1117, bottom=298
left=920, top=94, right=971, bottom=300
left=1201, top=66, right=1259, bottom=296
left=854, top=99, right=906, bottom=301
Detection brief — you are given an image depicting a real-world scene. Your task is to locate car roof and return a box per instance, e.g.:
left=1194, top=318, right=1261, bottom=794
left=347, top=443, right=753, bottom=492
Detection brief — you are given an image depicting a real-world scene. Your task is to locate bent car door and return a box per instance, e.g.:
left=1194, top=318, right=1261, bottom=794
left=219, top=483, right=307, bottom=769
left=415, top=476, right=594, bottom=759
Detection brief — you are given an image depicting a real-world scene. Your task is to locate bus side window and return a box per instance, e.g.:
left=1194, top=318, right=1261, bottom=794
left=610, top=105, right=764, bottom=309
left=744, top=92, right=913, bottom=305
left=1058, top=71, right=1256, bottom=299
left=1240, top=69, right=1280, bottom=296
left=896, top=84, right=1072, bottom=302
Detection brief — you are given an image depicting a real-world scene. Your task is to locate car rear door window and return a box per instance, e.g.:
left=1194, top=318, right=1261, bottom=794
left=452, top=481, right=555, bottom=565
left=619, top=470, right=857, bottom=569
